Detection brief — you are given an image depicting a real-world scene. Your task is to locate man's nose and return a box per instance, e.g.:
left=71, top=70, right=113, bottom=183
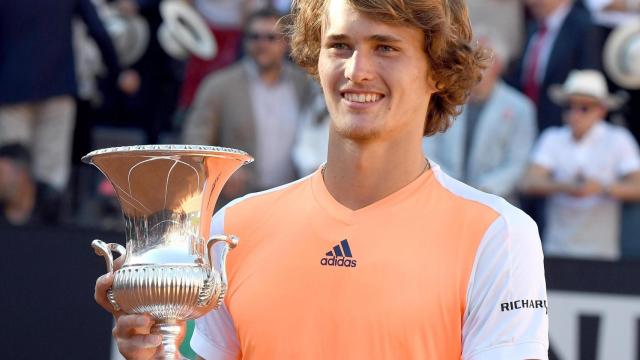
left=344, top=50, right=375, bottom=83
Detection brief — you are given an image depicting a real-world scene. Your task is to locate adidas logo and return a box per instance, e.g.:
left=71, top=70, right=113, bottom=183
left=320, top=239, right=357, bottom=268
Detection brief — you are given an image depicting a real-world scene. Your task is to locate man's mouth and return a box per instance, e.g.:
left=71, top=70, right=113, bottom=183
left=341, top=92, right=384, bottom=103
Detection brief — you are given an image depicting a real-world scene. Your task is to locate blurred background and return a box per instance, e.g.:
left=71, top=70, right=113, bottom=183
left=1, top=0, right=640, bottom=359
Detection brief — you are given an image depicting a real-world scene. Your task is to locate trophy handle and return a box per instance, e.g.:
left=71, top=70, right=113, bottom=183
left=91, top=239, right=126, bottom=311
left=199, top=234, right=238, bottom=308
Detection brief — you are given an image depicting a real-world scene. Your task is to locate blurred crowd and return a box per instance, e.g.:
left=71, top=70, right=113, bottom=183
left=0, top=0, right=639, bottom=262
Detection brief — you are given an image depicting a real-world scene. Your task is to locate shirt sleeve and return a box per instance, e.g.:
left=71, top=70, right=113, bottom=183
left=461, top=210, right=549, bottom=360
left=191, top=207, right=241, bottom=360
left=614, top=128, right=640, bottom=177
left=76, top=0, right=122, bottom=77
left=530, top=129, right=557, bottom=170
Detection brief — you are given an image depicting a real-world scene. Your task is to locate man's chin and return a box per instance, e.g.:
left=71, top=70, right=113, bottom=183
left=334, top=125, right=383, bottom=142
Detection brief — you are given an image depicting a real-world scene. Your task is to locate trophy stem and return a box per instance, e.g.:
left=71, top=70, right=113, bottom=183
left=151, top=319, right=186, bottom=360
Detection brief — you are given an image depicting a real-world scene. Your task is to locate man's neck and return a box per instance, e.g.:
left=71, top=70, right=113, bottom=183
left=322, top=132, right=428, bottom=210
left=258, top=63, right=283, bottom=86
left=470, top=80, right=496, bottom=103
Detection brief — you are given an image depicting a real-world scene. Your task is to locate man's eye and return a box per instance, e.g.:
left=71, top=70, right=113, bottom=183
left=330, top=43, right=349, bottom=50
left=378, top=45, right=396, bottom=52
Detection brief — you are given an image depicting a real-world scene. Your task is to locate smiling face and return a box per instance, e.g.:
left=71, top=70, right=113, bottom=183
left=317, top=0, right=435, bottom=142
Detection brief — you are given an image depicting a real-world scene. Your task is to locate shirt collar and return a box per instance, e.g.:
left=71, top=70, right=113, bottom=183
left=543, top=2, right=571, bottom=32
left=242, top=57, right=290, bottom=84
left=575, top=120, right=607, bottom=144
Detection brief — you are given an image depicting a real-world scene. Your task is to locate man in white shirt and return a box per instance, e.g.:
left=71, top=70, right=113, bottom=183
left=522, top=69, right=640, bottom=260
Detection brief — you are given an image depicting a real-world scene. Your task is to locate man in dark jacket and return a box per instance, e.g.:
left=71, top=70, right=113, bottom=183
left=506, top=0, right=600, bottom=132
left=0, top=0, right=139, bottom=198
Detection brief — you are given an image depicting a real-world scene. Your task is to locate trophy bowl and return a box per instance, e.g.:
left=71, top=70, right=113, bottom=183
left=83, top=145, right=253, bottom=359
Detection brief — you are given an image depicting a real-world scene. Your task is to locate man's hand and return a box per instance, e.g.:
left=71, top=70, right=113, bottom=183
left=95, top=257, right=186, bottom=359
left=567, top=178, right=605, bottom=198
left=118, top=70, right=141, bottom=95
left=115, top=0, right=139, bottom=16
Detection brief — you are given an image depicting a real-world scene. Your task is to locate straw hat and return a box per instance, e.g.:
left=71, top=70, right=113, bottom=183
left=158, top=0, right=217, bottom=60
left=603, top=21, right=640, bottom=89
left=548, top=70, right=627, bottom=109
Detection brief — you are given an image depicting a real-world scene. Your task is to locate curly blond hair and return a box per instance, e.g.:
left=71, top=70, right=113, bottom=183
left=286, top=0, right=489, bottom=136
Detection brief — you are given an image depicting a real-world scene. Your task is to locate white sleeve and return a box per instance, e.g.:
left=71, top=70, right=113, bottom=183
left=190, top=207, right=241, bottom=360
left=614, top=128, right=640, bottom=176
left=530, top=129, right=556, bottom=170
left=461, top=211, right=549, bottom=360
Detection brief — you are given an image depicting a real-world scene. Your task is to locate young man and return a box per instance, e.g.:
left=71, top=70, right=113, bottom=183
left=96, top=0, right=549, bottom=358
left=521, top=70, right=640, bottom=260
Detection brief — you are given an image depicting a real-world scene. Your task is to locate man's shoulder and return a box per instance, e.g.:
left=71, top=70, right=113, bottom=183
left=494, top=81, right=535, bottom=112
left=200, top=62, right=247, bottom=91
left=539, top=125, right=569, bottom=141
left=221, top=174, right=314, bottom=221
left=431, top=165, right=535, bottom=232
left=602, top=121, right=635, bottom=139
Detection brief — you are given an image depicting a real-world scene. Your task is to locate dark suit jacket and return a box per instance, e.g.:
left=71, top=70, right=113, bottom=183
left=505, top=4, right=600, bottom=131
left=0, top=0, right=121, bottom=105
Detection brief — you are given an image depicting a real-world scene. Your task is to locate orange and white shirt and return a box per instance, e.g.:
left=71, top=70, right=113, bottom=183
left=191, top=163, right=549, bottom=360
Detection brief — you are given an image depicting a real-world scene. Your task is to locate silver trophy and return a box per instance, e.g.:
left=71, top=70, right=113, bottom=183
left=84, top=145, right=253, bottom=359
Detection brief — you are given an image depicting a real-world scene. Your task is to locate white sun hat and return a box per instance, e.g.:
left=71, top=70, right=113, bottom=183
left=603, top=21, right=640, bottom=90
left=99, top=6, right=150, bottom=66
left=158, top=0, right=217, bottom=60
left=548, top=69, right=628, bottom=110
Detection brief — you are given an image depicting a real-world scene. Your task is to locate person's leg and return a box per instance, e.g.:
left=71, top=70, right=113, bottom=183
left=0, top=101, right=36, bottom=147
left=32, top=96, right=76, bottom=191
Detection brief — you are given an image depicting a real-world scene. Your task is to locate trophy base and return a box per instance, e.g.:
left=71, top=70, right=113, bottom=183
left=151, top=319, right=187, bottom=360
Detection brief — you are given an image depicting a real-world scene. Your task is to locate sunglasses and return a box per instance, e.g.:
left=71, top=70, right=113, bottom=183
left=562, top=102, right=601, bottom=113
left=246, top=32, right=281, bottom=42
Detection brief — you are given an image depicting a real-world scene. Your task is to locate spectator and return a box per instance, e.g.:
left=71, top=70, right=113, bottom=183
left=423, top=31, right=536, bottom=204
left=521, top=70, right=640, bottom=260
left=182, top=7, right=317, bottom=200
left=0, top=144, right=60, bottom=226
left=466, top=0, right=526, bottom=63
left=292, top=93, right=330, bottom=177
left=581, top=0, right=640, bottom=142
left=178, top=0, right=267, bottom=110
left=0, top=0, right=139, bottom=198
left=506, top=0, right=600, bottom=132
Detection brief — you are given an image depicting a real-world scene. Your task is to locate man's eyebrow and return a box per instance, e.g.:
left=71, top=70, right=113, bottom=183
left=325, top=34, right=349, bottom=42
left=368, top=34, right=402, bottom=43
left=324, top=33, right=403, bottom=43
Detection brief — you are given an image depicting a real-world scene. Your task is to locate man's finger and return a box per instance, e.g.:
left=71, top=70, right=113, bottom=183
left=115, top=314, right=156, bottom=338
left=116, top=334, right=163, bottom=359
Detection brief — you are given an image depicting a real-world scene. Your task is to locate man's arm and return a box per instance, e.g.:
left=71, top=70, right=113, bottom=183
left=608, top=171, right=640, bottom=201
left=462, top=212, right=548, bottom=360
left=520, top=164, right=574, bottom=196
left=182, top=76, right=222, bottom=145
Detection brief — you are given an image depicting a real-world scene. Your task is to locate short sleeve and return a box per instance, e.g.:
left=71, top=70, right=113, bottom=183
left=614, top=128, right=640, bottom=177
left=461, top=212, right=549, bottom=360
left=190, top=207, right=241, bottom=359
left=530, top=129, right=558, bottom=170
